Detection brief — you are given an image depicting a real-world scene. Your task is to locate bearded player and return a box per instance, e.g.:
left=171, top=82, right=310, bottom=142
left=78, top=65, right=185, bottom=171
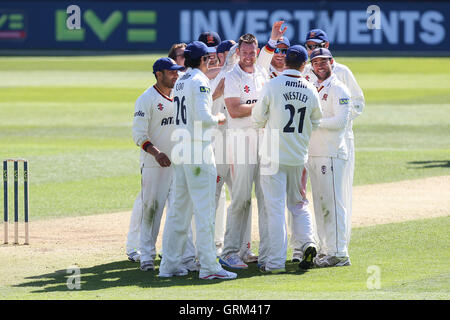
left=303, top=29, right=365, bottom=248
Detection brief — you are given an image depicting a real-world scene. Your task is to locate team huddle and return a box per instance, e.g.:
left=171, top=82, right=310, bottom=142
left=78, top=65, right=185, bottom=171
left=125, top=21, right=365, bottom=280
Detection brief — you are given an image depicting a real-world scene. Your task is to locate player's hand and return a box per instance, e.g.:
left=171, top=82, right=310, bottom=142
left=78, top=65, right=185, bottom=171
left=155, top=152, right=171, bottom=167
left=216, top=112, right=226, bottom=125
left=213, top=78, right=225, bottom=101
left=270, top=21, right=287, bottom=41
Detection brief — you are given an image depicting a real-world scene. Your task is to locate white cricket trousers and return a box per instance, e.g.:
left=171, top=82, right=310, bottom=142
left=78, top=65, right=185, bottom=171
left=138, top=167, right=172, bottom=262
left=160, top=162, right=222, bottom=275
left=307, top=156, right=349, bottom=258
left=261, top=165, right=316, bottom=270
left=215, top=163, right=231, bottom=246
left=126, top=193, right=143, bottom=255
left=221, top=160, right=269, bottom=265
left=214, top=134, right=250, bottom=252
left=344, top=137, right=355, bottom=243
left=126, top=167, right=195, bottom=262
left=125, top=166, right=171, bottom=256
left=287, top=167, right=310, bottom=251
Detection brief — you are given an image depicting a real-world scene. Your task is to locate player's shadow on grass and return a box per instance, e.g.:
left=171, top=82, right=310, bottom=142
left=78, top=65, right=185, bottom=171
left=13, top=260, right=310, bottom=293
left=407, top=160, right=450, bottom=169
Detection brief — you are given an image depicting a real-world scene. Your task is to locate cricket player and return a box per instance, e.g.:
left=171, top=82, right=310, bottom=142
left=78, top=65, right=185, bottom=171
left=307, top=48, right=352, bottom=267
left=159, top=41, right=237, bottom=280
left=198, top=31, right=221, bottom=69
left=216, top=21, right=287, bottom=269
left=256, top=35, right=312, bottom=264
left=268, top=37, right=290, bottom=78
left=168, top=43, right=187, bottom=70
left=219, top=33, right=279, bottom=269
left=128, top=57, right=184, bottom=271
left=252, top=45, right=322, bottom=272
left=303, top=29, right=365, bottom=244
left=210, top=39, right=236, bottom=257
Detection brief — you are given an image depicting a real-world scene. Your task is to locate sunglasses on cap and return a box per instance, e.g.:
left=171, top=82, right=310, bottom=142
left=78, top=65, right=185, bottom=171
left=274, top=48, right=288, bottom=54
left=305, top=42, right=327, bottom=51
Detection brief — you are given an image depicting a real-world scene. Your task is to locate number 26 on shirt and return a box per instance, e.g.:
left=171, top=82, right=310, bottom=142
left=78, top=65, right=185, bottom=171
left=174, top=96, right=187, bottom=125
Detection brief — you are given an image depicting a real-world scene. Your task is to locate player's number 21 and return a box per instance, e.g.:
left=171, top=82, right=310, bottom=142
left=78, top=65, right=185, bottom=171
left=174, top=96, right=187, bottom=125
left=283, top=105, right=306, bottom=133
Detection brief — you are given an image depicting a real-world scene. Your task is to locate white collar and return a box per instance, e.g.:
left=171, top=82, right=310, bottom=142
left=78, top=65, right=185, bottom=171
left=315, top=73, right=336, bottom=90
left=282, top=69, right=302, bottom=78
left=191, top=67, right=208, bottom=80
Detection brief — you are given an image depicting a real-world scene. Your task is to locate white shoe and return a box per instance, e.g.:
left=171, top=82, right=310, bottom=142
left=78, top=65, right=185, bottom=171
left=240, top=250, right=258, bottom=263
left=183, top=259, right=201, bottom=272
left=127, top=251, right=140, bottom=262
left=140, top=260, right=154, bottom=271
left=158, top=268, right=188, bottom=277
left=199, top=268, right=237, bottom=280
left=292, top=249, right=302, bottom=262
left=219, top=253, right=248, bottom=269
left=314, top=255, right=351, bottom=268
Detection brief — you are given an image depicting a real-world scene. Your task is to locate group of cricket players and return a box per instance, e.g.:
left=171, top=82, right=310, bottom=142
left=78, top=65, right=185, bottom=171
left=125, top=21, right=365, bottom=280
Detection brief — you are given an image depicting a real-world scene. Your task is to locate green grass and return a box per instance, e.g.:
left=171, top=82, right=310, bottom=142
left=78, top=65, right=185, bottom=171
left=0, top=56, right=449, bottom=220
left=0, top=55, right=449, bottom=301
left=2, top=216, right=449, bottom=299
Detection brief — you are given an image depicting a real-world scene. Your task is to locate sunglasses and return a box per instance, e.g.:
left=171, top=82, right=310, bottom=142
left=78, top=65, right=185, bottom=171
left=274, top=48, right=288, bottom=54
left=305, top=42, right=326, bottom=51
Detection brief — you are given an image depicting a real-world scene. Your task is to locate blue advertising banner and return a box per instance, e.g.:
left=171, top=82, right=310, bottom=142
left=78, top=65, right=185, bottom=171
left=0, top=1, right=449, bottom=53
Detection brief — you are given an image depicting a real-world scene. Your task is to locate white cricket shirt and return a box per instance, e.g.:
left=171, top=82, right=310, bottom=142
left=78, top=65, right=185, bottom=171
left=308, top=74, right=351, bottom=159
left=132, top=85, right=176, bottom=167
left=303, top=61, right=364, bottom=139
left=252, top=69, right=323, bottom=166
left=173, top=67, right=218, bottom=140
left=223, top=63, right=269, bottom=129
left=210, top=68, right=229, bottom=130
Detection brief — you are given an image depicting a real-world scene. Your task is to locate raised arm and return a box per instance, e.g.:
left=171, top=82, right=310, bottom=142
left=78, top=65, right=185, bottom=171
left=257, top=20, right=287, bottom=71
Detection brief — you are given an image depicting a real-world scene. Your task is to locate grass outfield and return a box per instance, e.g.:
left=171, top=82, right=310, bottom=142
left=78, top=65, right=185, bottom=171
left=0, top=55, right=449, bottom=301
left=0, top=56, right=449, bottom=220
left=1, top=216, right=448, bottom=299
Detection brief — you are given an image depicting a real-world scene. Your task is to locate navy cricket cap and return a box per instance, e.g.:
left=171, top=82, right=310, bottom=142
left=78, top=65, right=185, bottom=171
left=309, top=48, right=333, bottom=61
left=286, top=45, right=308, bottom=64
left=217, top=40, right=235, bottom=54
left=277, top=36, right=290, bottom=47
left=305, top=29, right=329, bottom=43
left=153, top=57, right=184, bottom=74
left=198, top=31, right=221, bottom=52
left=184, top=41, right=209, bottom=59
